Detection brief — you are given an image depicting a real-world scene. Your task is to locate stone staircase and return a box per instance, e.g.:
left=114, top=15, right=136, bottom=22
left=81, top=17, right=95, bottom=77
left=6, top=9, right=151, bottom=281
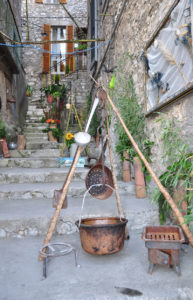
left=0, top=99, right=159, bottom=239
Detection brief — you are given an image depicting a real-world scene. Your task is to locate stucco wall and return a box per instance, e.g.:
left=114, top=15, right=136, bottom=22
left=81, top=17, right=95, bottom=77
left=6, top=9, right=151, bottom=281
left=95, top=0, right=193, bottom=175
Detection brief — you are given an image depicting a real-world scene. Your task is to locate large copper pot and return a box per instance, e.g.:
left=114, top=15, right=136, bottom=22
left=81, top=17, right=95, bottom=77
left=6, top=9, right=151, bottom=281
left=75, top=217, right=128, bottom=255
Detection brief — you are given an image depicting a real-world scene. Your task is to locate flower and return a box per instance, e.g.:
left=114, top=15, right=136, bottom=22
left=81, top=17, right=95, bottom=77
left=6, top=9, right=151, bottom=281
left=46, top=119, right=61, bottom=124
left=65, top=132, right=75, bottom=149
left=66, top=132, right=74, bottom=140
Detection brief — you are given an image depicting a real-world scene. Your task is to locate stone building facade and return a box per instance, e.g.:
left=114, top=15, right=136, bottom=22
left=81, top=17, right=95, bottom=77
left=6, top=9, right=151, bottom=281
left=88, top=0, right=193, bottom=175
left=0, top=0, right=26, bottom=133
left=21, top=0, right=89, bottom=110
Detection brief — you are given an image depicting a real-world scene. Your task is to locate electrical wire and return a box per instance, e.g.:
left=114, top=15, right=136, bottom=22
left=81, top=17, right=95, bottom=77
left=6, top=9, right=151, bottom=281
left=0, top=39, right=109, bottom=55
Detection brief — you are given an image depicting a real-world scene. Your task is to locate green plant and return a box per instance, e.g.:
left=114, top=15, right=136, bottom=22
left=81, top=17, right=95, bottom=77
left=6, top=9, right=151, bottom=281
left=153, top=153, right=193, bottom=224
left=152, top=115, right=193, bottom=227
left=40, top=84, right=66, bottom=98
left=42, top=127, right=63, bottom=139
left=65, top=65, right=70, bottom=74
left=26, top=85, right=33, bottom=97
left=42, top=102, right=57, bottom=120
left=78, top=43, right=87, bottom=50
left=114, top=74, right=153, bottom=165
left=41, top=116, right=47, bottom=123
left=65, top=132, right=75, bottom=149
left=0, top=120, right=6, bottom=138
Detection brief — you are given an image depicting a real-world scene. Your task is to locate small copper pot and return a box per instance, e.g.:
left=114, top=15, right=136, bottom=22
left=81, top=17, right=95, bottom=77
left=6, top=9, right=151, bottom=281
left=76, top=217, right=128, bottom=255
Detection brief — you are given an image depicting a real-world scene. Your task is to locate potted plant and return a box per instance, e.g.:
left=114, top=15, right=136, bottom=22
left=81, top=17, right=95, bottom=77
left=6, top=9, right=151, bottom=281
left=40, top=85, right=56, bottom=103
left=40, top=84, right=66, bottom=104
left=42, top=119, right=62, bottom=142
left=77, top=43, right=87, bottom=55
left=26, top=85, right=33, bottom=97
left=0, top=120, right=11, bottom=158
left=64, top=132, right=76, bottom=156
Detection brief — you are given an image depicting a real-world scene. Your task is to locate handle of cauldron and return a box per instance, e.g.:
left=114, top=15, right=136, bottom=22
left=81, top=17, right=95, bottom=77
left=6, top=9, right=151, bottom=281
left=85, top=97, right=99, bottom=133
left=78, top=184, right=123, bottom=228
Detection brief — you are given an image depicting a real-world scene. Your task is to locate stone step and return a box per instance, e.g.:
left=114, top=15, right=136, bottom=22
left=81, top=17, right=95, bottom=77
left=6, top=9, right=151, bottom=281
left=27, top=104, right=42, bottom=110
left=26, top=136, right=48, bottom=142
left=9, top=148, right=62, bottom=158
left=25, top=117, right=43, bottom=123
left=24, top=126, right=47, bottom=133
left=26, top=109, right=44, bottom=116
left=24, top=122, right=47, bottom=128
left=0, top=190, right=159, bottom=238
left=0, top=167, right=88, bottom=184
left=0, top=181, right=135, bottom=201
left=25, top=132, right=48, bottom=138
left=25, top=141, right=60, bottom=150
left=27, top=99, right=42, bottom=105
left=0, top=157, right=60, bottom=168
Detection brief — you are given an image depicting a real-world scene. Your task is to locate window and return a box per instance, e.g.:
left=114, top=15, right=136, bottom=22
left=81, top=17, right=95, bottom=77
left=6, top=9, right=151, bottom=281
left=90, top=0, right=98, bottom=69
left=145, top=0, right=193, bottom=114
left=51, top=26, right=66, bottom=74
left=42, top=24, right=74, bottom=74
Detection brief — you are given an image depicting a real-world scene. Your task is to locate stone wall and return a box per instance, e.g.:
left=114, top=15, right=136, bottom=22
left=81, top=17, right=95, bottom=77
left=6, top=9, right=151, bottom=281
left=21, top=0, right=88, bottom=102
left=94, top=0, right=193, bottom=175
left=0, top=0, right=26, bottom=134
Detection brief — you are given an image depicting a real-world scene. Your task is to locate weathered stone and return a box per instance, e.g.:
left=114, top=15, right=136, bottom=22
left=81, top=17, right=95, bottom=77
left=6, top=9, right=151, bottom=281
left=21, top=0, right=88, bottom=103
left=94, top=0, right=193, bottom=175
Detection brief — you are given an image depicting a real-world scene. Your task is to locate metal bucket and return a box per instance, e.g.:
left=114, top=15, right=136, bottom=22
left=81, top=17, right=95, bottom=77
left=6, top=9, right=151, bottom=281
left=75, top=217, right=128, bottom=255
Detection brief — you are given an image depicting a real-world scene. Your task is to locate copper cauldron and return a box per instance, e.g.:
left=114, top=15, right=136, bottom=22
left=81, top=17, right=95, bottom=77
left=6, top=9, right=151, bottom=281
left=75, top=217, right=128, bottom=255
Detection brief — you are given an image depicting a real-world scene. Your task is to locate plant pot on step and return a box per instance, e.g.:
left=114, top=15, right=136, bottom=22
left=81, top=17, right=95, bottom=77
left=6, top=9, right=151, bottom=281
left=133, top=156, right=146, bottom=198
left=17, top=135, right=26, bottom=150
left=48, top=125, right=57, bottom=142
left=0, top=139, right=11, bottom=158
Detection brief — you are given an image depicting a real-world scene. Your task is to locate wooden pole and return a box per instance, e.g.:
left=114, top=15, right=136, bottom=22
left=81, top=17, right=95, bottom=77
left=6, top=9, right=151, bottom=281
left=105, top=107, right=124, bottom=218
left=105, top=105, right=129, bottom=239
left=103, top=89, right=193, bottom=247
left=39, top=146, right=83, bottom=261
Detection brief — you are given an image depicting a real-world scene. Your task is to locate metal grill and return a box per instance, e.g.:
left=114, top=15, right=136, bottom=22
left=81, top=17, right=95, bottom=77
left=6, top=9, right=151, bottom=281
left=142, top=226, right=185, bottom=276
left=146, top=232, right=180, bottom=241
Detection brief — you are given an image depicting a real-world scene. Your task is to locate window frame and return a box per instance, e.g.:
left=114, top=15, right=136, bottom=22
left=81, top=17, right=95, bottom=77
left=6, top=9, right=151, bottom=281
left=50, top=26, right=67, bottom=75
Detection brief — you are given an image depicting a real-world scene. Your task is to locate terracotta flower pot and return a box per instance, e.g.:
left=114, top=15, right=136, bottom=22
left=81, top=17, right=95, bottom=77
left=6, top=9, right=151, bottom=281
left=48, top=124, right=57, bottom=142
left=123, top=150, right=131, bottom=182
left=17, top=135, right=26, bottom=150
left=0, top=139, right=11, bottom=158
left=133, top=156, right=146, bottom=198
left=47, top=95, right=54, bottom=103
